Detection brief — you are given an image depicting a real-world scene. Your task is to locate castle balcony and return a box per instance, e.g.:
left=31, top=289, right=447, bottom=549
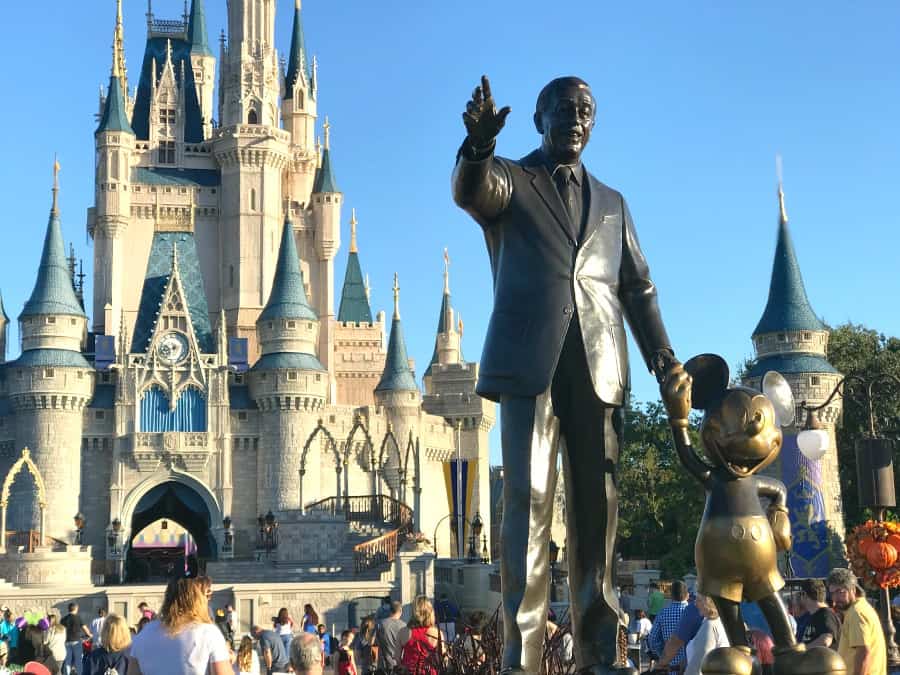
left=131, top=432, right=213, bottom=473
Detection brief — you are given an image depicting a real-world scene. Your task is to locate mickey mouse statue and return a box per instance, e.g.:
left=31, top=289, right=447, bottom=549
left=661, top=355, right=845, bottom=675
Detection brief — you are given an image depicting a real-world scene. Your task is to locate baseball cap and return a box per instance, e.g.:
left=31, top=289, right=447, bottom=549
left=20, top=662, right=52, bottom=675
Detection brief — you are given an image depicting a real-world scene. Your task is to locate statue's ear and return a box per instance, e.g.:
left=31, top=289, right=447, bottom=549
left=533, top=111, right=544, bottom=135
left=684, top=354, right=730, bottom=410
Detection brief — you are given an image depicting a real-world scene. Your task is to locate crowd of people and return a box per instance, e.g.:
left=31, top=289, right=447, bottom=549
left=0, top=584, right=487, bottom=675
left=626, top=567, right=887, bottom=675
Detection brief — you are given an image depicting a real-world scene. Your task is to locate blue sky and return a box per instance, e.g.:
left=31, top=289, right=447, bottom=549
left=2, top=2, right=899, bottom=465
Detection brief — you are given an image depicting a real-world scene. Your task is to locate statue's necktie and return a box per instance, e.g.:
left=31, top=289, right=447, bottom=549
left=553, top=165, right=582, bottom=242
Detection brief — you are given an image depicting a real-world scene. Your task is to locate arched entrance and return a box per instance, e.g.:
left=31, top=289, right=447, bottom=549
left=125, top=481, right=216, bottom=582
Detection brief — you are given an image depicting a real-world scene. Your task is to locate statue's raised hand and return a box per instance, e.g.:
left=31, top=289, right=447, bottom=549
left=462, top=75, right=511, bottom=151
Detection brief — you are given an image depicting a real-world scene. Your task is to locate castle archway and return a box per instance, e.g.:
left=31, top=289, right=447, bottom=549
left=121, top=475, right=220, bottom=581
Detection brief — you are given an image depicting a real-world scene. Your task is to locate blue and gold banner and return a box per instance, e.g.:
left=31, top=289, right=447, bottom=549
left=444, top=460, right=476, bottom=557
left=782, top=433, right=837, bottom=578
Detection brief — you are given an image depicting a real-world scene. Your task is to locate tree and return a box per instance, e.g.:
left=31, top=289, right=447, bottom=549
left=618, top=400, right=706, bottom=577
left=826, top=323, right=900, bottom=527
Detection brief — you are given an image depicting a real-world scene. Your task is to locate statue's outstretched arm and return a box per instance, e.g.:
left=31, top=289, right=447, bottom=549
left=662, top=365, right=712, bottom=486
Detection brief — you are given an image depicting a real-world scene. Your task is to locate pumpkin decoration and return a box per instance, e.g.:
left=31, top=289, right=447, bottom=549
left=866, top=541, right=898, bottom=570
left=847, top=519, right=900, bottom=590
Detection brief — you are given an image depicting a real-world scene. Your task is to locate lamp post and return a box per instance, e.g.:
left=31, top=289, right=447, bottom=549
left=797, top=373, right=900, bottom=667
left=258, top=511, right=278, bottom=558
left=222, top=516, right=233, bottom=553
left=549, top=539, right=560, bottom=602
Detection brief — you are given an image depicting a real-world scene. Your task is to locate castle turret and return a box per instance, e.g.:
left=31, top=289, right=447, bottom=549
left=423, top=249, right=461, bottom=392
left=742, top=170, right=844, bottom=577
left=308, top=120, right=341, bottom=379
left=8, top=165, right=93, bottom=541
left=187, top=0, right=215, bottom=137
left=282, top=0, right=318, bottom=202
left=91, top=10, right=135, bottom=338
left=249, top=213, right=328, bottom=514
left=213, top=0, right=290, bottom=358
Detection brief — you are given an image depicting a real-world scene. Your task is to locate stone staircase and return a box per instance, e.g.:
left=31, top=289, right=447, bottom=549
left=206, top=521, right=396, bottom=584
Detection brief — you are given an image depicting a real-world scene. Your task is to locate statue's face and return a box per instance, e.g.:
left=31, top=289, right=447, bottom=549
left=701, top=388, right=782, bottom=475
left=535, top=84, right=596, bottom=164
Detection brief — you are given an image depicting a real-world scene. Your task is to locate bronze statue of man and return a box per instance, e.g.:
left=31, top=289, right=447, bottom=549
left=452, top=75, right=680, bottom=675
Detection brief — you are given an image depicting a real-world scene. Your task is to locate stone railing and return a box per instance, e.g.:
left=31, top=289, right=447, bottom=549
left=353, top=529, right=399, bottom=574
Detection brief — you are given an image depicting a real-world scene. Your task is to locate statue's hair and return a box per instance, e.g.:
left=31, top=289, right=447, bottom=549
left=536, top=77, right=592, bottom=115
left=826, top=567, right=857, bottom=593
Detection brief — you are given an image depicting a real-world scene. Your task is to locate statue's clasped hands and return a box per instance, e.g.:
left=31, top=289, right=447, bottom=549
left=662, top=363, right=692, bottom=425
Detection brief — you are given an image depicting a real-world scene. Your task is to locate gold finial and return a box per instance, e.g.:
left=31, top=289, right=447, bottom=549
left=443, top=248, right=451, bottom=294
left=113, top=0, right=128, bottom=91
left=364, top=274, right=371, bottom=302
left=51, top=155, right=61, bottom=215
left=776, top=154, right=788, bottom=225
left=349, top=208, right=359, bottom=253
left=392, top=273, right=400, bottom=320
left=165, top=38, right=173, bottom=66
left=458, top=314, right=464, bottom=340
left=323, top=117, right=331, bottom=150
left=296, top=0, right=302, bottom=9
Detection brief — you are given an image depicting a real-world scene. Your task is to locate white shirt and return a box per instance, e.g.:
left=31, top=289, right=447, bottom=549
left=90, top=616, right=106, bottom=645
left=684, top=618, right=729, bottom=675
left=130, top=620, right=229, bottom=675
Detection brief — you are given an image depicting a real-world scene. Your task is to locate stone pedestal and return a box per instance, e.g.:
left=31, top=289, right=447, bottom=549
left=0, top=545, right=93, bottom=587
left=395, top=544, right=435, bottom=621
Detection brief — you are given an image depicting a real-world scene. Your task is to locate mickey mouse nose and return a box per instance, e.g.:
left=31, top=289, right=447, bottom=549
left=745, top=411, right=764, bottom=437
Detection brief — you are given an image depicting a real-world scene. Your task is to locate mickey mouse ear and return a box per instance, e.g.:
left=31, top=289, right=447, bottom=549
left=683, top=354, right=730, bottom=410
left=762, top=371, right=795, bottom=427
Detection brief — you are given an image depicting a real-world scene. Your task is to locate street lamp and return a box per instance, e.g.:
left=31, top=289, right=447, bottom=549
left=797, top=373, right=900, bottom=666
left=222, top=516, right=233, bottom=552
left=467, top=512, right=483, bottom=562
left=258, top=511, right=278, bottom=557
left=549, top=539, right=560, bottom=602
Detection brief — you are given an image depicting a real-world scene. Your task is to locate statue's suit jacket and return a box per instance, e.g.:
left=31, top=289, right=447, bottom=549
left=452, top=146, right=671, bottom=405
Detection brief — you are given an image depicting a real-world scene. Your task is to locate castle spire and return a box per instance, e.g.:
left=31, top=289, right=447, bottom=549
left=187, top=0, right=212, bottom=57
left=20, top=162, right=85, bottom=320
left=284, top=0, right=312, bottom=100
left=113, top=0, right=128, bottom=95
left=349, top=208, right=358, bottom=253
left=443, top=247, right=450, bottom=294
left=312, top=119, right=339, bottom=193
left=375, top=273, right=418, bottom=393
left=752, top=159, right=826, bottom=336
left=259, top=213, right=317, bottom=322
left=337, top=209, right=372, bottom=324
left=424, top=249, right=460, bottom=377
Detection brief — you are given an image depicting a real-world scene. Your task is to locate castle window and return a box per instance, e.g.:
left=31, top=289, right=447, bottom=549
left=307, top=323, right=313, bottom=329
left=287, top=321, right=296, bottom=329
left=158, top=141, right=176, bottom=164
left=777, top=333, right=786, bottom=342
left=811, top=376, right=821, bottom=386
left=248, top=109, right=259, bottom=125
left=159, top=108, right=176, bottom=125
left=238, top=412, right=248, bottom=421
left=802, top=332, right=812, bottom=340
left=315, top=374, right=321, bottom=382
left=287, top=372, right=298, bottom=381
left=47, top=317, right=56, bottom=324
left=297, top=89, right=304, bottom=110
left=234, top=374, right=244, bottom=385
left=100, top=372, right=112, bottom=384
left=250, top=189, right=257, bottom=211
left=44, top=368, right=54, bottom=378
left=95, top=410, right=105, bottom=421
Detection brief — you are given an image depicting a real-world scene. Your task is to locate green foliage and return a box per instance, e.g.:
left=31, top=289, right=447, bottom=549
left=618, top=400, right=706, bottom=578
left=826, top=323, right=900, bottom=527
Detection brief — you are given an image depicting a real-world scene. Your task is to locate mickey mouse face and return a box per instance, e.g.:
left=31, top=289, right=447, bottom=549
left=701, top=387, right=783, bottom=475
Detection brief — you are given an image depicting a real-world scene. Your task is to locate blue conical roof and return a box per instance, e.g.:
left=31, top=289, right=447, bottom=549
left=259, top=215, right=318, bottom=322
left=312, top=148, right=338, bottom=193
left=20, top=205, right=85, bottom=320
left=284, top=0, right=312, bottom=100
left=337, top=252, right=372, bottom=323
left=753, top=215, right=826, bottom=336
left=376, top=316, right=418, bottom=393
left=97, top=73, right=134, bottom=135
left=423, top=290, right=451, bottom=377
left=187, top=0, right=213, bottom=57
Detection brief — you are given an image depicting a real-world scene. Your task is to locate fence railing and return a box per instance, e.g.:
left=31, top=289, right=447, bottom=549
left=306, top=495, right=414, bottom=573
left=5, top=530, right=43, bottom=552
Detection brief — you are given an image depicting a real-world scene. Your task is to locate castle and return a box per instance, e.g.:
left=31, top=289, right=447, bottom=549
left=0, top=0, right=494, bottom=587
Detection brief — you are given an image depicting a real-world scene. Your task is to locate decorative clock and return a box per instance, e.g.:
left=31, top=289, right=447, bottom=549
left=156, top=332, right=189, bottom=366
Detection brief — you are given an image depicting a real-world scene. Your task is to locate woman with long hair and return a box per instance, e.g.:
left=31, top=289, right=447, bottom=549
left=233, top=635, right=260, bottom=675
left=351, top=617, right=375, bottom=674
left=127, top=577, right=231, bottom=675
left=683, top=595, right=729, bottom=675
left=85, top=614, right=131, bottom=675
left=400, top=596, right=445, bottom=675
left=302, top=605, right=319, bottom=634
left=274, top=608, right=294, bottom=655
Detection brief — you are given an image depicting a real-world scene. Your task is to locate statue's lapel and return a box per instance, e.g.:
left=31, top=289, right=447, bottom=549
left=521, top=153, right=574, bottom=240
